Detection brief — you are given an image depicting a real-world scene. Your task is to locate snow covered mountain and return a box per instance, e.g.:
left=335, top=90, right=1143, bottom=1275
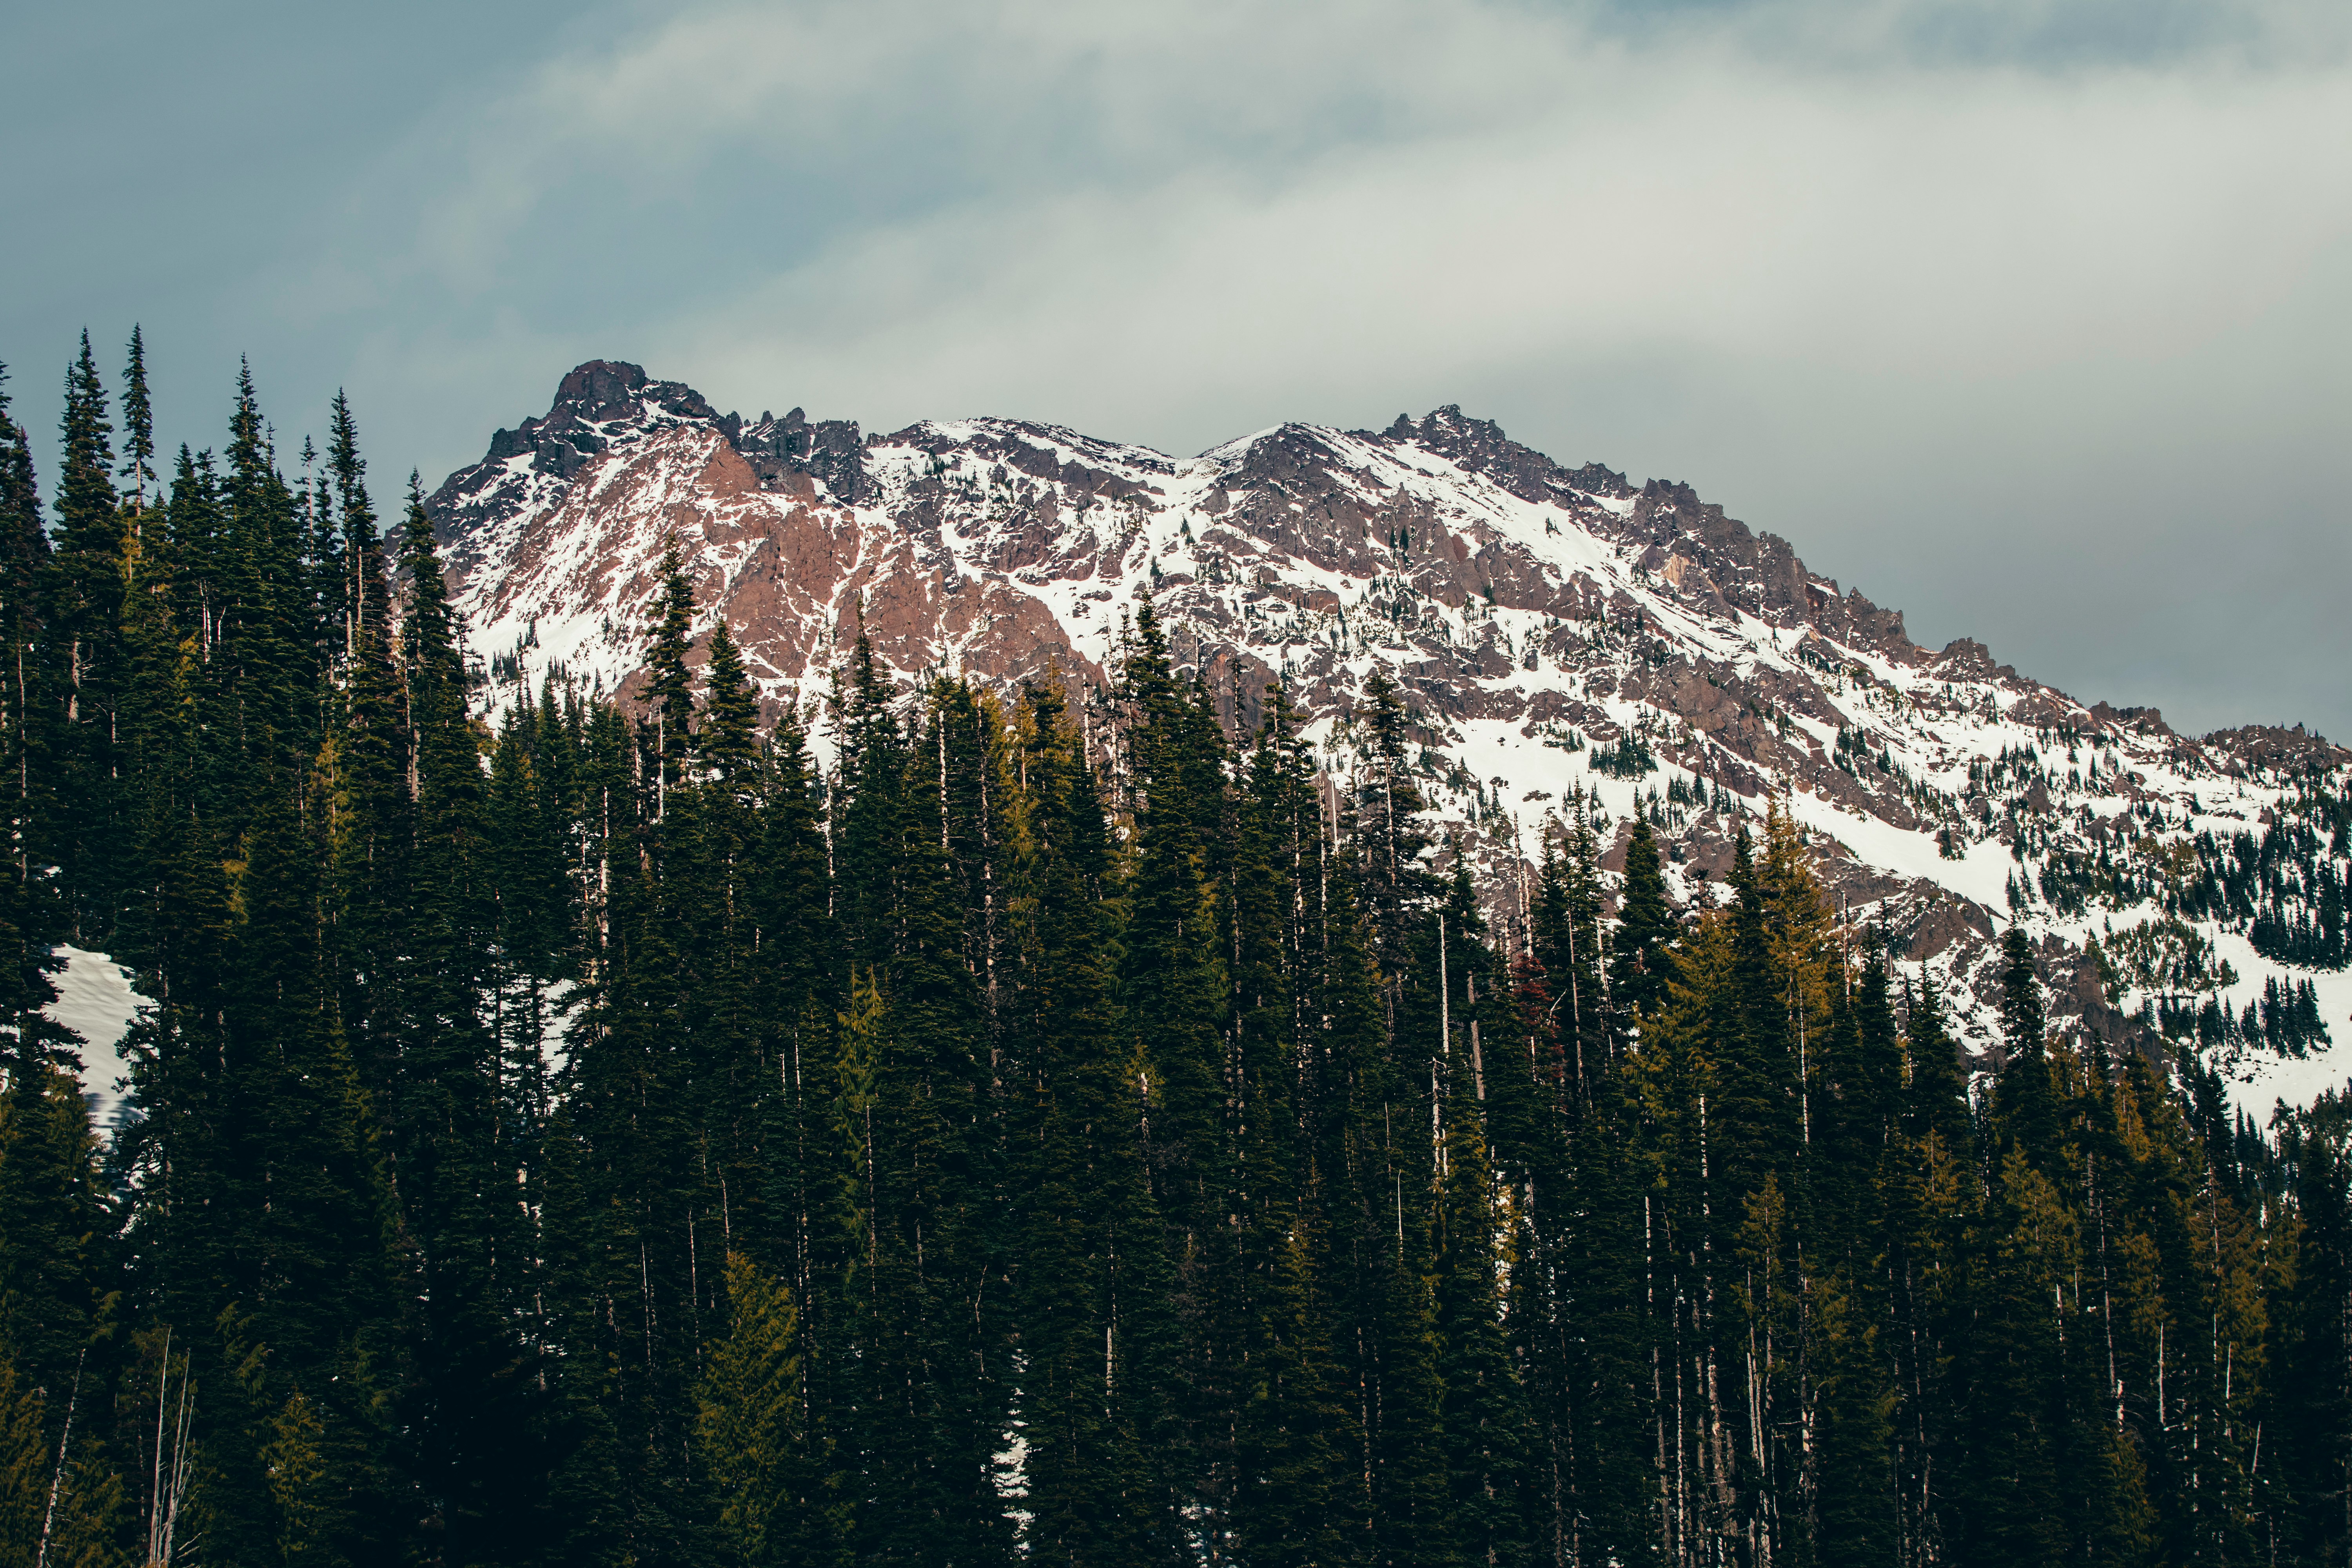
left=426, top=361, right=2352, bottom=1111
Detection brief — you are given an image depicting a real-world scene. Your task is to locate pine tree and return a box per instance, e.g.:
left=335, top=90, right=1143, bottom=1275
left=1227, top=686, right=1363, bottom=1563
left=2273, top=1090, right=2352, bottom=1563
left=1230, top=1190, right=1355, bottom=1568
left=43, top=332, right=125, bottom=939
left=1557, top=1053, right=1657, bottom=1566
left=1995, top=924, right=2062, bottom=1169
left=547, top=630, right=717, bottom=1566
left=217, top=768, right=408, bottom=1564
left=1957, top=1146, right=2069, bottom=1568
left=1608, top=817, right=1674, bottom=1037
left=390, top=471, right=550, bottom=1563
left=645, top=541, right=696, bottom=801
left=1300, top=844, right=1449, bottom=1564
left=698, top=620, right=758, bottom=791
left=1116, top=605, right=1237, bottom=1534
left=1433, top=1054, right=1536, bottom=1567
left=0, top=363, right=51, bottom=858
left=1710, top=823, right=1802, bottom=1226
left=742, top=691, right=837, bottom=1285
left=216, top=359, right=315, bottom=778
left=320, top=394, right=410, bottom=1113
left=1811, top=1269, right=1898, bottom=1565
left=1352, top=666, right=1436, bottom=976
left=0, top=365, right=72, bottom=1167
left=120, top=327, right=156, bottom=526
left=0, top=1020, right=122, bottom=1568
left=0, top=1341, right=132, bottom=1568
left=1528, top=820, right=1607, bottom=1100
left=1903, top=970, right=1972, bottom=1152
left=1884, top=968, right=1976, bottom=1560
left=848, top=681, right=1004, bottom=1567
left=697, top=1251, right=802, bottom=1568
left=0, top=1045, right=112, bottom=1438
left=1010, top=675, right=1179, bottom=1563
left=483, top=699, right=574, bottom=1149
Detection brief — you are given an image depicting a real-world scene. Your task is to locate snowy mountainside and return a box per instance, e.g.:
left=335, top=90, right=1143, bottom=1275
left=428, top=362, right=2352, bottom=1112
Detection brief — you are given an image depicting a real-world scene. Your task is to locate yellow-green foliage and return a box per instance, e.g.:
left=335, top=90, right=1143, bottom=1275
left=696, top=1252, right=800, bottom=1568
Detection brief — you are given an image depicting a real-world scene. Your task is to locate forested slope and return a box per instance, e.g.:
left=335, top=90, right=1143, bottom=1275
left=2, top=343, right=2349, bottom=1566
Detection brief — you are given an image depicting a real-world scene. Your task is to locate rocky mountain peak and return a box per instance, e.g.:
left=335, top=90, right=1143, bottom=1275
left=552, top=359, right=653, bottom=418
left=430, top=361, right=2352, bottom=1108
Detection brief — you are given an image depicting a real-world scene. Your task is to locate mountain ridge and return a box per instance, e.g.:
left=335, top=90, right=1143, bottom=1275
left=428, top=360, right=2352, bottom=1107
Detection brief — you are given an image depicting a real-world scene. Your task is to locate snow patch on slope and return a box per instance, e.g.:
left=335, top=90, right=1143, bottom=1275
left=46, top=946, right=149, bottom=1136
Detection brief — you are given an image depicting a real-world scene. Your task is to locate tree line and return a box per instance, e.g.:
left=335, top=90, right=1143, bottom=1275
left=2, top=337, right=2351, bottom=1567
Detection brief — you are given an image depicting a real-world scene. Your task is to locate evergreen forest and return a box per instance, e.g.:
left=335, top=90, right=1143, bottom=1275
left=4, top=338, right=2352, bottom=1568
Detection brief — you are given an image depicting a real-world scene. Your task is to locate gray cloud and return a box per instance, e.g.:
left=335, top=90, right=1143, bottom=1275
left=7, top=0, right=2347, bottom=736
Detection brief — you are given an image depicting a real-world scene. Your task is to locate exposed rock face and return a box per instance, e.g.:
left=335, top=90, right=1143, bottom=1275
left=429, top=363, right=2352, bottom=1076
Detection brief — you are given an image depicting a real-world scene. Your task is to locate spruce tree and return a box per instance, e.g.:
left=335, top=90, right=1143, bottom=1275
left=44, top=332, right=125, bottom=939
left=321, top=394, right=410, bottom=1110
left=2273, top=1092, right=2352, bottom=1563
left=548, top=626, right=717, bottom=1566
left=119, top=327, right=155, bottom=513
left=1902, top=971, right=1972, bottom=1152
left=1710, top=824, right=1801, bottom=1224
left=218, top=768, right=408, bottom=1565
left=1995, top=924, right=2062, bottom=1169
left=0, top=1044, right=112, bottom=1433
left=1884, top=968, right=1976, bottom=1558
left=394, top=471, right=547, bottom=1563
left=1225, top=683, right=1362, bottom=1566
left=0, top=364, right=71, bottom=1142
left=1810, top=1270, right=1898, bottom=1565
left=1116, top=605, right=1237, bottom=1535
left=698, top=621, right=758, bottom=791
left=1010, top=675, right=1178, bottom=1563
left=1528, top=821, right=1607, bottom=1100
left=1607, top=817, right=1674, bottom=1038
left=1352, top=666, right=1436, bottom=976
left=0, top=363, right=50, bottom=833
left=645, top=541, right=696, bottom=800
left=697, top=1251, right=801, bottom=1568
left=1433, top=1054, right=1536, bottom=1567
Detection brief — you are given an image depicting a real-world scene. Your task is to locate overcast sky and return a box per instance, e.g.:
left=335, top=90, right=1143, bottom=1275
left=6, top=0, right=2347, bottom=738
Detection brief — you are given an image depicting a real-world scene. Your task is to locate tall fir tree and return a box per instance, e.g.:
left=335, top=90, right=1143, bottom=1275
left=44, top=332, right=125, bottom=939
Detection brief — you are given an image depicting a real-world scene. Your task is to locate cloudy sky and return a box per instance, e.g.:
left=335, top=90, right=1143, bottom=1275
left=7, top=0, right=2347, bottom=737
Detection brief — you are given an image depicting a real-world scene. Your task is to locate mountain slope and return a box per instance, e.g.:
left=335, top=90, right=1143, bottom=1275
left=429, top=361, right=2352, bottom=1105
